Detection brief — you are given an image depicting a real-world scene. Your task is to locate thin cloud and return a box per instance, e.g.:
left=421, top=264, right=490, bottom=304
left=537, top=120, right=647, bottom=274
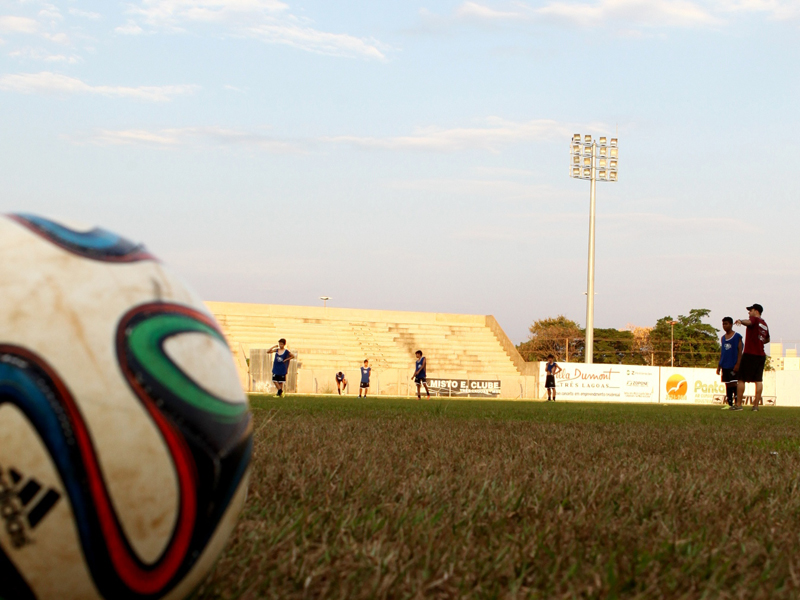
left=456, top=1, right=528, bottom=19
left=124, top=0, right=387, bottom=59
left=450, top=0, right=723, bottom=27
left=0, top=16, right=39, bottom=34
left=715, top=0, right=800, bottom=20
left=130, top=0, right=290, bottom=26
left=69, top=117, right=589, bottom=154
left=601, top=212, right=760, bottom=233
left=68, top=8, right=102, bottom=20
left=115, top=21, right=145, bottom=35
left=537, top=0, right=719, bottom=27
left=9, top=48, right=81, bottom=63
left=0, top=72, right=199, bottom=101
left=75, top=126, right=305, bottom=153
left=244, top=22, right=386, bottom=59
left=324, top=118, right=595, bottom=152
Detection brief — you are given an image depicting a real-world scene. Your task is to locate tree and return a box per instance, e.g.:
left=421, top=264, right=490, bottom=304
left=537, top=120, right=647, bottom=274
left=650, top=308, right=720, bottom=367
left=517, top=316, right=582, bottom=362
left=625, top=324, right=654, bottom=365
left=593, top=328, right=646, bottom=365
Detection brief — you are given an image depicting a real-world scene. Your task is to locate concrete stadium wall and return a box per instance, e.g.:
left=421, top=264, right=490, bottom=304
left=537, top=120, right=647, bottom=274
left=295, top=368, right=541, bottom=399
left=484, top=315, right=537, bottom=376
left=774, top=371, right=800, bottom=407
left=205, top=301, right=528, bottom=395
left=206, top=301, right=489, bottom=327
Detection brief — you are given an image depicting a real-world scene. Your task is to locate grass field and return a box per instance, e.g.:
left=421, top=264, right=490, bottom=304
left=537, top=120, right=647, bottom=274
left=194, top=396, right=800, bottom=599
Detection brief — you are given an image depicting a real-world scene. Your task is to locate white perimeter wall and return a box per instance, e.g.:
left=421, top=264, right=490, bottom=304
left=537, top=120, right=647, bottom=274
left=537, top=362, right=789, bottom=405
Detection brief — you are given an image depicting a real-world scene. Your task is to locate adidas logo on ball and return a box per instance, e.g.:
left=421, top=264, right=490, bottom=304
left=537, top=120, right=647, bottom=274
left=0, top=464, right=61, bottom=549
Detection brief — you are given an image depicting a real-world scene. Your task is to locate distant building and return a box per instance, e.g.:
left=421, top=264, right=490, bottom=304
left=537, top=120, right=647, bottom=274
left=768, top=343, right=799, bottom=371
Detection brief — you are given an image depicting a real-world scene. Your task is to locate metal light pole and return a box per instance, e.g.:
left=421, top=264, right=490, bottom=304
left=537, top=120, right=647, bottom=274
left=319, top=296, right=331, bottom=308
left=669, top=320, right=678, bottom=367
left=570, top=135, right=618, bottom=364
left=586, top=154, right=597, bottom=364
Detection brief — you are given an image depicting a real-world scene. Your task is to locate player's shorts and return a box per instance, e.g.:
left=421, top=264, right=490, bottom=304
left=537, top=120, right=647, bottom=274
left=272, top=373, right=286, bottom=383
left=545, top=375, right=556, bottom=389
left=360, top=382, right=369, bottom=389
left=738, top=354, right=766, bottom=383
left=414, top=375, right=426, bottom=384
left=720, top=368, right=738, bottom=384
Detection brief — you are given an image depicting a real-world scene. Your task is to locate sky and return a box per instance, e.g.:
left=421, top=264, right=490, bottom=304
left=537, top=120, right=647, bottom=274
left=1, top=0, right=799, bottom=347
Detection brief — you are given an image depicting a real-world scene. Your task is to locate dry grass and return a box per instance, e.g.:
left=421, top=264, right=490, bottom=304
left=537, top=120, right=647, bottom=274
left=193, top=397, right=800, bottom=599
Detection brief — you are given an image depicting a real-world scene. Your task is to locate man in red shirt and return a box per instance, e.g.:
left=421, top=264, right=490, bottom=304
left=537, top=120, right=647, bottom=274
left=733, top=303, right=770, bottom=411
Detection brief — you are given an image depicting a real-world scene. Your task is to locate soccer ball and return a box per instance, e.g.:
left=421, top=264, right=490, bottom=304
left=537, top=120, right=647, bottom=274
left=0, top=214, right=252, bottom=600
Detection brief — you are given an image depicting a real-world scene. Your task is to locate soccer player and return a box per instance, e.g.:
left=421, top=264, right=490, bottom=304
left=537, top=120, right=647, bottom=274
left=413, top=350, right=430, bottom=399
left=359, top=360, right=371, bottom=398
left=266, top=338, right=293, bottom=397
left=733, top=303, right=770, bottom=411
left=335, top=371, right=347, bottom=395
left=544, top=354, right=562, bottom=401
left=716, top=317, right=743, bottom=410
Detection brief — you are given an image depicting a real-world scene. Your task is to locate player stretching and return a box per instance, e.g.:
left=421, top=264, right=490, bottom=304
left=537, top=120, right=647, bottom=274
left=267, top=338, right=294, bottom=397
left=335, top=371, right=347, bottom=395
left=413, top=350, right=430, bottom=399
left=359, top=360, right=371, bottom=398
left=716, top=317, right=742, bottom=410
left=733, top=303, right=770, bottom=411
left=544, top=354, right=562, bottom=401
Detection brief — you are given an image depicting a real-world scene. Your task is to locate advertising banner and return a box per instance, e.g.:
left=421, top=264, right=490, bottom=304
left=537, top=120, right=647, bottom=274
left=540, top=362, right=660, bottom=402
left=660, top=367, right=721, bottom=404
left=659, top=368, right=777, bottom=404
left=426, top=378, right=501, bottom=398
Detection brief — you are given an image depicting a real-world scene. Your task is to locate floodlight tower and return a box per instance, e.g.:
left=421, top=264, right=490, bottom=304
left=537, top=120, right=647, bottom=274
left=570, top=134, right=618, bottom=364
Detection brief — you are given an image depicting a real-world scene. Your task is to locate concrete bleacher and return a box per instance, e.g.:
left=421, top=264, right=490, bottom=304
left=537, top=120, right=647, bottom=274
left=205, top=302, right=534, bottom=397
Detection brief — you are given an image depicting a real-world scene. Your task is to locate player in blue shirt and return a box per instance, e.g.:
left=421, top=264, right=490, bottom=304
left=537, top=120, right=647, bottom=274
left=335, top=371, right=348, bottom=395
left=359, top=359, right=371, bottom=398
left=544, top=354, right=562, bottom=401
left=267, top=338, right=294, bottom=397
left=716, top=317, right=743, bottom=409
left=413, top=350, right=430, bottom=399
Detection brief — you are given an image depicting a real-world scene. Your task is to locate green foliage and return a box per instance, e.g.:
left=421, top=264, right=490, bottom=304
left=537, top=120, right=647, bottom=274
left=650, top=309, right=720, bottom=367
left=517, top=315, right=582, bottom=362
left=592, top=328, right=648, bottom=365
left=520, top=308, right=720, bottom=366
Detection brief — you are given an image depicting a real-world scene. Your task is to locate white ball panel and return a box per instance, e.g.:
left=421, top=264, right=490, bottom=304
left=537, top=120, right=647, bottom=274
left=0, top=404, right=101, bottom=600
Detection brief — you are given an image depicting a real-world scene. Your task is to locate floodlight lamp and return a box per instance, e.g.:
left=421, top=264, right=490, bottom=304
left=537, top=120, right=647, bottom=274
left=609, top=159, right=617, bottom=169
left=572, top=133, right=581, bottom=143
left=572, top=166, right=581, bottom=177
left=610, top=138, right=618, bottom=147
left=598, top=170, right=607, bottom=180
left=571, top=144, right=581, bottom=154
left=584, top=134, right=592, bottom=144
left=583, top=146, right=593, bottom=157
left=582, top=167, right=591, bottom=178
left=583, top=156, right=591, bottom=167
left=609, top=171, right=618, bottom=181
left=599, top=136, right=607, bottom=146
left=609, top=148, right=618, bottom=158
left=598, top=158, right=607, bottom=168
left=572, top=154, right=580, bottom=165
left=598, top=147, right=607, bottom=157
